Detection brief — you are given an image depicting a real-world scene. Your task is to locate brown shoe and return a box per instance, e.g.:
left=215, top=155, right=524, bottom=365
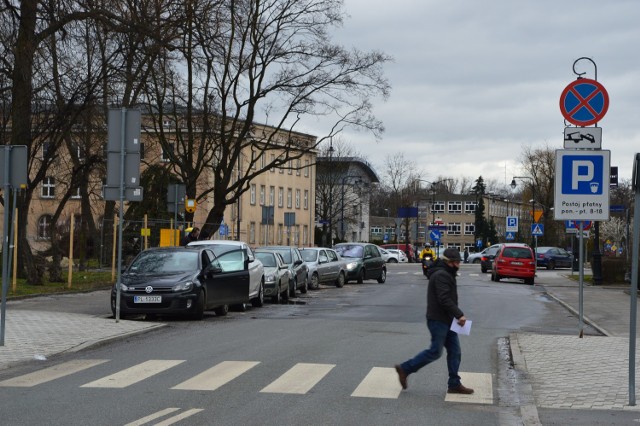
left=394, top=365, right=408, bottom=390
left=447, top=384, right=474, bottom=394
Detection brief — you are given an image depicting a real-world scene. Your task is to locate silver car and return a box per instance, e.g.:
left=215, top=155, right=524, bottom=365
left=299, top=247, right=346, bottom=289
left=254, top=251, right=291, bottom=303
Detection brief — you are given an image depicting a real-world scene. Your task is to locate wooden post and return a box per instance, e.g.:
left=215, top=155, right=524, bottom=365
left=12, top=209, right=17, bottom=293
left=112, top=214, right=118, bottom=282
left=68, top=215, right=74, bottom=288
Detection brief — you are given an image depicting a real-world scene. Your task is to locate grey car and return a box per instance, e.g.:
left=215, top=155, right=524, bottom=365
left=254, top=251, right=290, bottom=303
left=299, top=247, right=346, bottom=289
left=258, top=246, right=309, bottom=297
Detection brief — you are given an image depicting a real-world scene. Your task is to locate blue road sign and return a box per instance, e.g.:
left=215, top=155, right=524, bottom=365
left=429, top=230, right=441, bottom=241
left=559, top=78, right=609, bottom=127
left=561, top=154, right=605, bottom=195
left=506, top=216, right=518, bottom=232
left=531, top=223, right=544, bottom=236
left=219, top=224, right=228, bottom=236
left=610, top=205, right=625, bottom=212
left=476, top=239, right=482, bottom=248
left=506, top=231, right=515, bottom=241
left=428, top=225, right=447, bottom=231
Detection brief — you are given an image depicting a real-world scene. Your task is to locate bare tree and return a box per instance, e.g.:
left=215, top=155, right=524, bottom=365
left=141, top=0, right=391, bottom=237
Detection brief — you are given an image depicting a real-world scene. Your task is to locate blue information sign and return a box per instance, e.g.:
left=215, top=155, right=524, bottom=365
left=429, top=230, right=441, bottom=241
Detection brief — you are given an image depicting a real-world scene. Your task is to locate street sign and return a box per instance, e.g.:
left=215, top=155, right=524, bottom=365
left=429, top=230, right=441, bottom=241
left=506, top=231, right=515, bottom=241
left=559, top=78, right=609, bottom=126
left=610, top=205, right=625, bottom=213
left=531, top=223, right=544, bottom=236
left=219, top=224, right=228, bottom=236
left=554, top=149, right=610, bottom=220
left=428, top=225, right=447, bottom=231
left=571, top=220, right=592, bottom=230
left=506, top=216, right=518, bottom=232
left=563, top=127, right=602, bottom=149
left=476, top=239, right=482, bottom=248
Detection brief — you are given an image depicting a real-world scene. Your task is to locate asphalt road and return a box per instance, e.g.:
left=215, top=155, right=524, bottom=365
left=0, top=263, right=598, bottom=425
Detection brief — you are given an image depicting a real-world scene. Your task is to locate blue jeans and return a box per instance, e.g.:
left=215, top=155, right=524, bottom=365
left=400, top=319, right=462, bottom=388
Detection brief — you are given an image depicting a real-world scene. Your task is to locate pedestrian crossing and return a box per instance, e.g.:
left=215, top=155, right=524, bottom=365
left=0, top=359, right=493, bottom=404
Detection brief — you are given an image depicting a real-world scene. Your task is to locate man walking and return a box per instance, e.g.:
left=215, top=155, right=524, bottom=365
left=394, top=248, right=474, bottom=394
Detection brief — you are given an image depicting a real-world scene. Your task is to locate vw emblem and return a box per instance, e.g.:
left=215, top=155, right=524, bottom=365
left=145, top=286, right=153, bottom=293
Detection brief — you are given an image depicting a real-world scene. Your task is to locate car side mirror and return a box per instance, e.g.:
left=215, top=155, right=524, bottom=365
left=294, top=259, right=303, bottom=266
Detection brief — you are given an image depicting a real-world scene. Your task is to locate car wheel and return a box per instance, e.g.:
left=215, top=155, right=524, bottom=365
left=388, top=258, right=398, bottom=263
left=273, top=286, right=281, bottom=304
left=251, top=279, right=264, bottom=307
left=525, top=277, right=534, bottom=285
left=490, top=271, right=496, bottom=281
left=335, top=272, right=345, bottom=288
left=357, top=269, right=365, bottom=284
left=310, top=273, right=320, bottom=290
left=377, top=268, right=386, bottom=284
left=300, top=274, right=308, bottom=294
left=289, top=278, right=296, bottom=298
left=231, top=303, right=246, bottom=312
left=472, top=259, right=480, bottom=264
left=548, top=260, right=555, bottom=270
left=213, top=304, right=228, bottom=317
left=282, top=283, right=290, bottom=302
left=191, top=290, right=205, bottom=320
left=481, top=266, right=487, bottom=273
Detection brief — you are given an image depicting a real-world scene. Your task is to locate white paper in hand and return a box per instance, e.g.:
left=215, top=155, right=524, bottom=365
left=450, top=318, right=472, bottom=336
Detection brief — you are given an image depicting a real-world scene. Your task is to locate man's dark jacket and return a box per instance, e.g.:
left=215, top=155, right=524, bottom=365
left=425, top=259, right=464, bottom=323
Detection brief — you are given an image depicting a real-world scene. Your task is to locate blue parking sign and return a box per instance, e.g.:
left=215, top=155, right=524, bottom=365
left=561, top=154, right=605, bottom=195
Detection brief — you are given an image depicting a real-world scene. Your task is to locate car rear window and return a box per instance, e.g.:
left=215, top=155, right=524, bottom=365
left=502, top=248, right=533, bottom=259
left=256, top=252, right=276, bottom=267
left=300, top=250, right=318, bottom=262
left=335, top=245, right=364, bottom=258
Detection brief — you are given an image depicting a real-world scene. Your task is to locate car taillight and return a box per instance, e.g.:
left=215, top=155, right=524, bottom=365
left=481, top=256, right=487, bottom=261
left=537, top=254, right=544, bottom=258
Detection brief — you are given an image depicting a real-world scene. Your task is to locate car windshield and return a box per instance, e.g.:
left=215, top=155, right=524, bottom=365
left=300, top=250, right=318, bottom=262
left=334, top=245, right=364, bottom=258
left=264, top=248, right=292, bottom=263
left=129, top=250, right=199, bottom=274
left=256, top=252, right=277, bottom=267
left=193, top=243, right=239, bottom=256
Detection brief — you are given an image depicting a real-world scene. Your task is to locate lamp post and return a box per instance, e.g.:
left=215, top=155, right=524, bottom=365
left=340, top=175, right=362, bottom=241
left=511, top=176, right=536, bottom=247
left=327, top=139, right=335, bottom=247
left=418, top=179, right=452, bottom=257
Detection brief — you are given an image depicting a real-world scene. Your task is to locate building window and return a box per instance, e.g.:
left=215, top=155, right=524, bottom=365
left=249, top=222, right=256, bottom=244
left=432, top=201, right=445, bottom=213
left=371, top=226, right=383, bottom=234
left=251, top=149, right=256, bottom=169
left=161, top=143, right=174, bottom=162
left=287, top=188, right=292, bottom=208
left=303, top=190, right=309, bottom=209
left=278, top=187, right=284, bottom=207
left=304, top=160, right=309, bottom=177
left=296, top=159, right=301, bottom=176
left=447, top=222, right=461, bottom=235
left=464, top=223, right=475, bottom=235
left=41, top=177, right=55, bottom=198
left=270, top=154, right=276, bottom=173
left=295, top=189, right=300, bottom=209
left=250, top=184, right=256, bottom=205
left=71, top=186, right=81, bottom=199
left=71, top=143, right=85, bottom=162
left=465, top=201, right=477, bottom=213
left=259, top=185, right=265, bottom=206
left=269, top=186, right=275, bottom=206
left=448, top=201, right=462, bottom=214
left=288, top=160, right=293, bottom=175
left=303, top=225, right=308, bottom=245
left=260, top=153, right=266, bottom=169
left=42, top=142, right=52, bottom=159
left=38, top=215, right=53, bottom=239
left=277, top=224, right=283, bottom=244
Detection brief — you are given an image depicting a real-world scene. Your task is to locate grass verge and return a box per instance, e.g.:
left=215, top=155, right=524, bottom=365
left=3, top=270, right=114, bottom=299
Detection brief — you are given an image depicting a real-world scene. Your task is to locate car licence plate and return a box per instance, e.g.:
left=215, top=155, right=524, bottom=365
left=134, top=295, right=162, bottom=303
left=511, top=261, right=523, bottom=266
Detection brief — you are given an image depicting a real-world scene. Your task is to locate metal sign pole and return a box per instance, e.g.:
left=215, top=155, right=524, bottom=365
left=629, top=153, right=640, bottom=406
left=578, top=222, right=584, bottom=338
left=115, top=108, right=126, bottom=322
left=0, top=147, right=11, bottom=345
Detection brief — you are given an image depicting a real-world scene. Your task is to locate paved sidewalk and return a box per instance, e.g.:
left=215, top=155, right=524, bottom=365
left=512, top=269, right=640, bottom=418
left=0, top=291, right=164, bottom=371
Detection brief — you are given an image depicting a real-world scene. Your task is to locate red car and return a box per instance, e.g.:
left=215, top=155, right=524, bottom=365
left=491, top=244, right=536, bottom=285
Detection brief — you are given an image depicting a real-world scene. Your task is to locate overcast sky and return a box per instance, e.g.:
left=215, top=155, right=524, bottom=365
left=302, top=0, right=640, bottom=190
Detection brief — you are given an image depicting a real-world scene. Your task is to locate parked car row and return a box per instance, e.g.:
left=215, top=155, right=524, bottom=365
left=111, top=242, right=388, bottom=320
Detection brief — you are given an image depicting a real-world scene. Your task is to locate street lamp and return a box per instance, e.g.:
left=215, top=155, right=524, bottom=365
left=511, top=176, right=536, bottom=247
left=340, top=175, right=362, bottom=241
left=418, top=179, right=452, bottom=256
left=327, top=139, right=335, bottom=246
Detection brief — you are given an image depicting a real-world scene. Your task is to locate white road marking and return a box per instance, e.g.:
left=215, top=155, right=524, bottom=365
left=154, top=409, right=204, bottom=426
left=351, top=367, right=402, bottom=399
left=81, top=360, right=184, bottom=388
left=124, top=408, right=181, bottom=426
left=395, top=272, right=408, bottom=275
left=0, top=359, right=109, bottom=387
left=260, top=363, right=335, bottom=394
left=444, top=372, right=493, bottom=404
left=172, top=360, right=260, bottom=391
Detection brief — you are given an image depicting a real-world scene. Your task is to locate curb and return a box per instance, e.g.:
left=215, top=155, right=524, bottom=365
left=509, top=332, right=542, bottom=426
left=544, top=291, right=611, bottom=336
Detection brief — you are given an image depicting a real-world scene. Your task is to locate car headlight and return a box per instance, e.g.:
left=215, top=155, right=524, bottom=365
left=118, top=283, right=130, bottom=291
left=172, top=281, right=194, bottom=292
left=265, top=273, right=276, bottom=283
left=346, top=262, right=358, bottom=271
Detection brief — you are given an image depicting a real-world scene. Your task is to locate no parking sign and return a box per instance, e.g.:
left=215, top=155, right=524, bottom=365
left=559, top=78, right=609, bottom=126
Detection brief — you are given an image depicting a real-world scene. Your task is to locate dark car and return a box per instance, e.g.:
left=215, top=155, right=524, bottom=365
left=258, top=246, right=309, bottom=297
left=110, top=246, right=250, bottom=320
left=333, top=243, right=386, bottom=284
left=491, top=244, right=536, bottom=285
left=536, top=246, right=573, bottom=269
